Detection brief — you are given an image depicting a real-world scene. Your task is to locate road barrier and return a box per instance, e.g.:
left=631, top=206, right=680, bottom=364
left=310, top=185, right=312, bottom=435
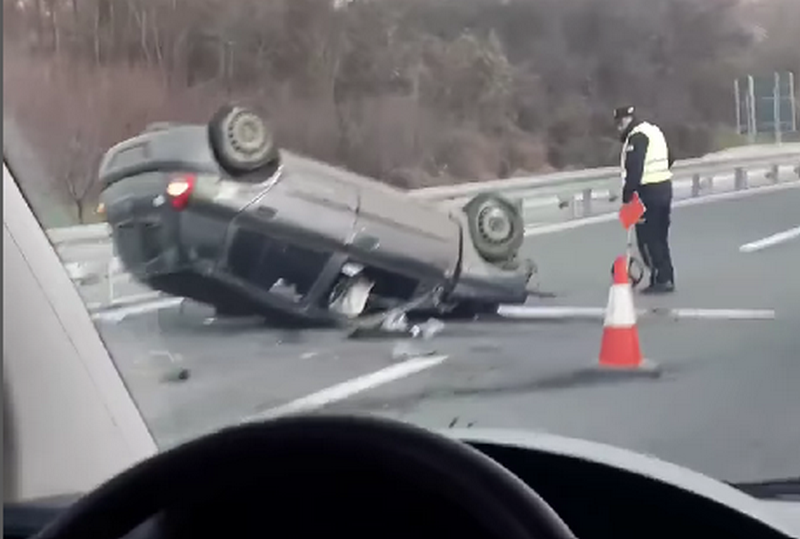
left=411, top=149, right=800, bottom=223
left=47, top=145, right=800, bottom=307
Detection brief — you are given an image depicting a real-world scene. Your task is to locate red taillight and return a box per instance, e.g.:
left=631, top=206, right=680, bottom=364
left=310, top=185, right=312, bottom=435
left=166, top=174, right=196, bottom=210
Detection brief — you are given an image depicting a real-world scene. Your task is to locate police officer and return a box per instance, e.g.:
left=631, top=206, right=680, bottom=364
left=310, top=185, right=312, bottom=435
left=614, top=106, right=675, bottom=293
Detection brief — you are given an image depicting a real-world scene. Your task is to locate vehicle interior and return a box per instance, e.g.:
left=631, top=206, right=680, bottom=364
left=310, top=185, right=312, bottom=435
left=5, top=158, right=800, bottom=539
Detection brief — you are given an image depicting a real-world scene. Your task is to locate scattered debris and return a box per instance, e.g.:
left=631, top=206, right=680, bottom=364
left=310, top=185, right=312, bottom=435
left=161, top=368, right=190, bottom=383
left=382, top=310, right=409, bottom=332
left=448, top=417, right=476, bottom=429
left=410, top=318, right=445, bottom=340
left=64, top=261, right=104, bottom=286
left=391, top=341, right=437, bottom=361
left=150, top=350, right=190, bottom=384
left=347, top=312, right=446, bottom=341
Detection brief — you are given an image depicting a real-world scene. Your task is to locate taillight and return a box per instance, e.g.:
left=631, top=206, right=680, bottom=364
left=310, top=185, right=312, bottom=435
left=166, top=174, right=196, bottom=210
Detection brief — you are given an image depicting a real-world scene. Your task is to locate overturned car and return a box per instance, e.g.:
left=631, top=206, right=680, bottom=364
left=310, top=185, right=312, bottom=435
left=98, top=105, right=536, bottom=327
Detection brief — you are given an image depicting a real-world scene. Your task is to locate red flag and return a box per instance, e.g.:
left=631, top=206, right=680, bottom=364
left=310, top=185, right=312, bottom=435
left=619, top=193, right=646, bottom=230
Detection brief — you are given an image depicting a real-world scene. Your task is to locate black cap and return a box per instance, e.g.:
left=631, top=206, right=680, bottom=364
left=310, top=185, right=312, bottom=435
left=613, top=106, right=635, bottom=120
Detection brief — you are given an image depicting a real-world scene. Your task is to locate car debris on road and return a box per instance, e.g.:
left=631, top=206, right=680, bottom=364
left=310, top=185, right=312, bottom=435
left=346, top=308, right=446, bottom=341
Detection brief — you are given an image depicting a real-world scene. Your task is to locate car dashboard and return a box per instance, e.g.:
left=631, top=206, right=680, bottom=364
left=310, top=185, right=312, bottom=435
left=5, top=431, right=799, bottom=539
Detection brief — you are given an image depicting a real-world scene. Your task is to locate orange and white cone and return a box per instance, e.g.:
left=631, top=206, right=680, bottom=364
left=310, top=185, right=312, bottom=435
left=598, top=257, right=658, bottom=373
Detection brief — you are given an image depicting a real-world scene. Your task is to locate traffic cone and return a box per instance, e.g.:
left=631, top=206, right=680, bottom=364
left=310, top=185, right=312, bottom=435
left=598, top=257, right=659, bottom=375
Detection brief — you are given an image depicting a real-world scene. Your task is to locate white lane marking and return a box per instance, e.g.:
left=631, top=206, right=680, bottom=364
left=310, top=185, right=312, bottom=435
left=739, top=226, right=800, bottom=253
left=666, top=308, right=776, bottom=320
left=498, top=305, right=776, bottom=321
left=91, top=297, right=185, bottom=322
left=525, top=180, right=800, bottom=237
left=498, top=306, right=606, bottom=319
left=241, top=354, right=448, bottom=423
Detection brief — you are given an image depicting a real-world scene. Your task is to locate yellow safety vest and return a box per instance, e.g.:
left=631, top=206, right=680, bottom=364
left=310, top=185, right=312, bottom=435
left=620, top=122, right=672, bottom=186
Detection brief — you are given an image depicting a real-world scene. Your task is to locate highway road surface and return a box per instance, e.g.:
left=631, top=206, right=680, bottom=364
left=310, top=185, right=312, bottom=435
left=93, top=183, right=800, bottom=484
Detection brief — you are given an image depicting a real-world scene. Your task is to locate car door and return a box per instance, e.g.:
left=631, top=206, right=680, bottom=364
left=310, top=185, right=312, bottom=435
left=250, top=168, right=359, bottom=248
left=352, top=182, right=461, bottom=280
left=225, top=167, right=359, bottom=303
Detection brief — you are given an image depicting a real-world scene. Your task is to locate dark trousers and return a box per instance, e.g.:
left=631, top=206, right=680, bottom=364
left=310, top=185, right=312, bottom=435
left=635, top=202, right=674, bottom=285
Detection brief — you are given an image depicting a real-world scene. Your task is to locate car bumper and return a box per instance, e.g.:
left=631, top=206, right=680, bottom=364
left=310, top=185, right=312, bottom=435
left=111, top=211, right=226, bottom=278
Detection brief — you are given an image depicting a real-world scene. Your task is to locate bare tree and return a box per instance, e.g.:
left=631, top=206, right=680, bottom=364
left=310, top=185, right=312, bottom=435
left=63, top=131, right=102, bottom=223
left=2, top=0, right=794, bottom=205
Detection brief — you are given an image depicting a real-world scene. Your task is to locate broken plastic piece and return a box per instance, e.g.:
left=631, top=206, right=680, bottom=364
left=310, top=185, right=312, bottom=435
left=381, top=310, right=409, bottom=332
left=410, top=318, right=445, bottom=339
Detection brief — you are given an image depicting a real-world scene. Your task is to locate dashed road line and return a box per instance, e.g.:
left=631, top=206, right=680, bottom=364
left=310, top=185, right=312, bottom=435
left=739, top=226, right=800, bottom=253
left=497, top=305, right=776, bottom=321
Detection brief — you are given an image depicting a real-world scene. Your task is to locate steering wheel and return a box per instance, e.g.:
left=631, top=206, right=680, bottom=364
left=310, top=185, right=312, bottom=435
left=33, top=415, right=577, bottom=539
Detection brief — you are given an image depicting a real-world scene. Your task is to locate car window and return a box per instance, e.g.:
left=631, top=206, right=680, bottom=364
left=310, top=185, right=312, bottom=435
left=3, top=0, right=800, bottom=487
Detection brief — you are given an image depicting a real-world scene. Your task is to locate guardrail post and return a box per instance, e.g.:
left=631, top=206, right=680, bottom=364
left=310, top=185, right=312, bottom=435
left=691, top=174, right=701, bottom=197
left=582, top=188, right=593, bottom=216
left=559, top=196, right=577, bottom=219
left=734, top=167, right=747, bottom=190
left=794, top=164, right=800, bottom=179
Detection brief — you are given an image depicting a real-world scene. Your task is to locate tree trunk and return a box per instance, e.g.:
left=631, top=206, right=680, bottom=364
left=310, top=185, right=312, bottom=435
left=75, top=199, right=84, bottom=224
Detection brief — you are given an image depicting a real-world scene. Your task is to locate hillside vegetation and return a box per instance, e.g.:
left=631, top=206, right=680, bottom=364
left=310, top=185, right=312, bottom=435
left=3, top=0, right=799, bottom=224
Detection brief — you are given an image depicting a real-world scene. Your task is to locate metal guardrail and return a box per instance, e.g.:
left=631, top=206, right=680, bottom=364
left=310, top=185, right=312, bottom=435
left=48, top=222, right=111, bottom=246
left=48, top=147, right=800, bottom=308
left=410, top=149, right=800, bottom=202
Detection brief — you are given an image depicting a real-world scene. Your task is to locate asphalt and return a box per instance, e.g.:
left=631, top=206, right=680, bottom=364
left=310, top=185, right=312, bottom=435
left=95, top=184, right=800, bottom=483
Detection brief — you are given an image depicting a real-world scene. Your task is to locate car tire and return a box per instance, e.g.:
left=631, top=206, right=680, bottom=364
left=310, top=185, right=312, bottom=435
left=208, top=104, right=279, bottom=176
left=463, top=193, right=525, bottom=263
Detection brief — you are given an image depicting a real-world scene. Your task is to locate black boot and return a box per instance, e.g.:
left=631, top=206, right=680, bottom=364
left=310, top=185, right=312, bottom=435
left=641, top=281, right=675, bottom=294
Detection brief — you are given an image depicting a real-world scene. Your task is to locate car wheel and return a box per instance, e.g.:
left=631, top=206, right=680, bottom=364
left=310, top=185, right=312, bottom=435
left=463, top=193, right=525, bottom=263
left=208, top=104, right=279, bottom=176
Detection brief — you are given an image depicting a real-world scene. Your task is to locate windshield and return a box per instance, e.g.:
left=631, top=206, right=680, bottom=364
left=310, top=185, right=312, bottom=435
left=3, top=0, right=800, bottom=485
